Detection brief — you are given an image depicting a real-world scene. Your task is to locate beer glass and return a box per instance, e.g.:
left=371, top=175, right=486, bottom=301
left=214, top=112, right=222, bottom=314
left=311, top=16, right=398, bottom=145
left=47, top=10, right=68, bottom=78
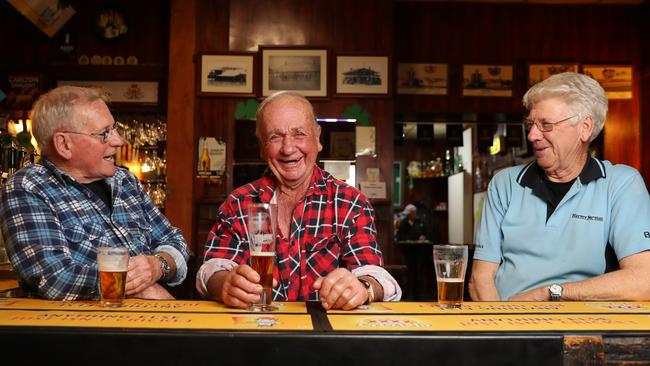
left=248, top=203, right=278, bottom=311
left=97, top=246, right=129, bottom=308
left=433, top=244, right=468, bottom=309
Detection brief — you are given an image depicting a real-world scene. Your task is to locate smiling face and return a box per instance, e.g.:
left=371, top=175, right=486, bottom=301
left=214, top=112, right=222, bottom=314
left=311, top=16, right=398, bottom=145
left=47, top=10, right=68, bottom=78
left=64, top=100, right=124, bottom=183
left=258, top=97, right=322, bottom=189
left=526, top=96, right=593, bottom=182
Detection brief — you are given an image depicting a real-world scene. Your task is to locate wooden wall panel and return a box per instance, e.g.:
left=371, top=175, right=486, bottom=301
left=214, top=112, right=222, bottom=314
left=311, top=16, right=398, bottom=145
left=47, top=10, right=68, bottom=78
left=395, top=3, right=641, bottom=170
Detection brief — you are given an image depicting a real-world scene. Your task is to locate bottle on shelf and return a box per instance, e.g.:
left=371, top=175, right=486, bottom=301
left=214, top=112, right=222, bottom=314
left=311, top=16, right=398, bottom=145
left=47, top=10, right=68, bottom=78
left=444, top=149, right=453, bottom=176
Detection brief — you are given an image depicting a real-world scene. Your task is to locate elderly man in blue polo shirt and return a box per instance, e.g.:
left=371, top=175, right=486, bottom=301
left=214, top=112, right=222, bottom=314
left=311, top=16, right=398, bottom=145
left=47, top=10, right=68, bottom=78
left=469, top=72, right=650, bottom=301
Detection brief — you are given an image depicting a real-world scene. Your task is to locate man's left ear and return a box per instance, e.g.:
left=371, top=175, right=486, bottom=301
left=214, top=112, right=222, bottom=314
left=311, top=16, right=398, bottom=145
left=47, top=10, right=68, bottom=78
left=580, top=116, right=594, bottom=143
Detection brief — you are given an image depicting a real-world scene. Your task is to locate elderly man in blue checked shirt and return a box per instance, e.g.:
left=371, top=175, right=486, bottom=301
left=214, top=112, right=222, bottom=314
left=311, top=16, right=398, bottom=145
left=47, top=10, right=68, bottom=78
left=0, top=86, right=189, bottom=300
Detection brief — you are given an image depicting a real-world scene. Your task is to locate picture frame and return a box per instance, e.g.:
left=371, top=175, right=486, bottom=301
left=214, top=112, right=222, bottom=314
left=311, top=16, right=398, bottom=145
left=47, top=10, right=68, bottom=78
left=260, top=46, right=328, bottom=97
left=396, top=63, right=448, bottom=95
left=462, top=64, right=513, bottom=97
left=57, top=80, right=159, bottom=105
left=528, top=63, right=579, bottom=87
left=582, top=64, right=633, bottom=100
left=198, top=53, right=256, bottom=97
left=335, top=55, right=390, bottom=96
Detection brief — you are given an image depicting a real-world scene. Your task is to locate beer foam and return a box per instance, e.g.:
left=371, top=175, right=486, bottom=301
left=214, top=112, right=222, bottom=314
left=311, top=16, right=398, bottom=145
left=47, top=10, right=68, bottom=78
left=250, top=251, right=275, bottom=257
left=437, top=278, right=464, bottom=282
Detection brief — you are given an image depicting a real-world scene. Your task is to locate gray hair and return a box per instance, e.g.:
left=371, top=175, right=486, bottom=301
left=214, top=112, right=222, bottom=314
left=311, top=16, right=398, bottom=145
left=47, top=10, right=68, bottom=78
left=255, top=91, right=318, bottom=140
left=522, top=72, right=607, bottom=142
left=31, top=86, right=109, bottom=156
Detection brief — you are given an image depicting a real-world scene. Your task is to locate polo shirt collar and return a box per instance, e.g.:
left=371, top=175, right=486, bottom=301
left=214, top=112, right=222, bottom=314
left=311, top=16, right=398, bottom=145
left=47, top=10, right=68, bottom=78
left=517, top=156, right=607, bottom=190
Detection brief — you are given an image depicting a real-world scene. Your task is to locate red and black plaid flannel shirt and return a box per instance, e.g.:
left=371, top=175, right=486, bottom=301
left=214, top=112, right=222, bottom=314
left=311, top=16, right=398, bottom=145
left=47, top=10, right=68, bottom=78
left=203, top=165, right=384, bottom=301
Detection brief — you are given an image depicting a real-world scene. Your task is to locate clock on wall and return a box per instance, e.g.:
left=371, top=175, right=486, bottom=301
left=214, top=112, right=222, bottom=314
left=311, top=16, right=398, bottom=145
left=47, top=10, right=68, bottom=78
left=96, top=9, right=128, bottom=40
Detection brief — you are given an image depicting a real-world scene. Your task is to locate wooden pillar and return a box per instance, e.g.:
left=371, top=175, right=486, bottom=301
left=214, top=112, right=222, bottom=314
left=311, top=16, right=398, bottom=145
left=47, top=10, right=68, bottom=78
left=166, top=0, right=197, bottom=250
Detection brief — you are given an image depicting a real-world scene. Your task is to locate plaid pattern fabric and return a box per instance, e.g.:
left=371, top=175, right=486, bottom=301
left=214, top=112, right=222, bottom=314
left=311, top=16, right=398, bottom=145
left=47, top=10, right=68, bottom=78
left=0, top=157, right=189, bottom=300
left=203, top=166, right=384, bottom=301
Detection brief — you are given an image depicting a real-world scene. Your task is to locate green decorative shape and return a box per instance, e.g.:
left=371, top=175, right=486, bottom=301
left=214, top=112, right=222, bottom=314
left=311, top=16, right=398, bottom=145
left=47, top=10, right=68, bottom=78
left=340, top=104, right=370, bottom=125
left=244, top=99, right=259, bottom=119
left=235, top=102, right=247, bottom=120
left=235, top=99, right=260, bottom=120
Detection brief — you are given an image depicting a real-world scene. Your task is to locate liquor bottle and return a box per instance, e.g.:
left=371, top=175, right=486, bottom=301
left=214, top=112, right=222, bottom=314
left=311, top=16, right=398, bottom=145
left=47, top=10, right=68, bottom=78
left=444, top=149, right=452, bottom=176
left=200, top=146, right=211, bottom=172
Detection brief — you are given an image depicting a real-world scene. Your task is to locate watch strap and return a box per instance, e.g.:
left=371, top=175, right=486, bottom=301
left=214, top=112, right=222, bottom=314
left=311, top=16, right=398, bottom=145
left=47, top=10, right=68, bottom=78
left=154, top=253, right=171, bottom=282
left=359, top=278, right=375, bottom=305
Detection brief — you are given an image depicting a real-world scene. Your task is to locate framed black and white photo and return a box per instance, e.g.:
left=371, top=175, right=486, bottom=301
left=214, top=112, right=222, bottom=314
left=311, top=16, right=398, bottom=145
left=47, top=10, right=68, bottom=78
left=583, top=64, right=633, bottom=100
left=528, top=63, right=579, bottom=87
left=198, top=53, right=256, bottom=97
left=462, top=64, right=513, bottom=97
left=260, top=47, right=328, bottom=97
left=335, top=55, right=390, bottom=96
left=397, top=62, right=448, bottom=95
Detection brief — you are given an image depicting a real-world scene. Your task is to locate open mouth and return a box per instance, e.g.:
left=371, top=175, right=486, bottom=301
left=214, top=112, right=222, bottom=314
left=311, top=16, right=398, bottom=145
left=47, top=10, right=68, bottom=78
left=280, top=156, right=303, bottom=165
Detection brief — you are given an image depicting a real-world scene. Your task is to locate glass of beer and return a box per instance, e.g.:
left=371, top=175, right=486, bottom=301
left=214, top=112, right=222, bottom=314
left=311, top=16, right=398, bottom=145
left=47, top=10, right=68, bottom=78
left=97, top=246, right=129, bottom=308
left=433, top=244, right=468, bottom=309
left=248, top=203, right=278, bottom=312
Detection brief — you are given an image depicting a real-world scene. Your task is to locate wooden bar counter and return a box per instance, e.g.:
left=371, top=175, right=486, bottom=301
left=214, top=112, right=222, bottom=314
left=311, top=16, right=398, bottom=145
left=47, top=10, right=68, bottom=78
left=1, top=298, right=650, bottom=365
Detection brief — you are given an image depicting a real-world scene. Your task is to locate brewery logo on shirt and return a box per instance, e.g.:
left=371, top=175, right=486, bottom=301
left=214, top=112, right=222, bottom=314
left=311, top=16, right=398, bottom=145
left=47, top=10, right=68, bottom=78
left=571, top=213, right=603, bottom=222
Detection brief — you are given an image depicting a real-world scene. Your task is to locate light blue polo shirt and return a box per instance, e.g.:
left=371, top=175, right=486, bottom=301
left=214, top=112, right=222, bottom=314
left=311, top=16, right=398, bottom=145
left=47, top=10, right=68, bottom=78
left=474, top=157, right=650, bottom=300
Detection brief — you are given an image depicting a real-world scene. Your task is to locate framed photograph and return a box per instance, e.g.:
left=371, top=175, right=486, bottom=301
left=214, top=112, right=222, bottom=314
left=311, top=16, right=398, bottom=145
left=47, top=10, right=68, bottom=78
left=260, top=47, right=328, bottom=97
left=462, top=65, right=513, bottom=97
left=335, top=55, right=390, bottom=96
left=397, top=63, right=447, bottom=95
left=528, top=63, right=579, bottom=87
left=57, top=80, right=159, bottom=105
left=583, top=64, right=633, bottom=99
left=198, top=53, right=256, bottom=97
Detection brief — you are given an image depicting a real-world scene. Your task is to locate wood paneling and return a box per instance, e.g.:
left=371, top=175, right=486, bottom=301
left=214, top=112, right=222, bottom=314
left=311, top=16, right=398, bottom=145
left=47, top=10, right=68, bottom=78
left=167, top=0, right=197, bottom=250
left=395, top=3, right=641, bottom=169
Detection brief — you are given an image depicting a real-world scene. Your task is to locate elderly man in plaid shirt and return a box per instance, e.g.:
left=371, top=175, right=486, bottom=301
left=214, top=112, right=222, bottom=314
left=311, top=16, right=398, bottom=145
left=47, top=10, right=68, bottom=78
left=0, top=86, right=189, bottom=300
left=197, top=91, right=401, bottom=310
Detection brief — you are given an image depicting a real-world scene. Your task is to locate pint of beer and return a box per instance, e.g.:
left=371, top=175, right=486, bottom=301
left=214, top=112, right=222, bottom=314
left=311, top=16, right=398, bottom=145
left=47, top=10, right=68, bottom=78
left=433, top=245, right=468, bottom=309
left=97, top=246, right=129, bottom=308
left=248, top=203, right=278, bottom=311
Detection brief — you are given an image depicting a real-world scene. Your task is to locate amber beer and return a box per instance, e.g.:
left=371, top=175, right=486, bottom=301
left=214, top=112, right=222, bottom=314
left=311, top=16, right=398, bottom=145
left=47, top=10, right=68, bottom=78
left=433, top=245, right=468, bottom=309
left=437, top=278, right=464, bottom=308
left=251, top=251, right=275, bottom=305
left=97, top=247, right=129, bottom=307
left=248, top=203, right=278, bottom=311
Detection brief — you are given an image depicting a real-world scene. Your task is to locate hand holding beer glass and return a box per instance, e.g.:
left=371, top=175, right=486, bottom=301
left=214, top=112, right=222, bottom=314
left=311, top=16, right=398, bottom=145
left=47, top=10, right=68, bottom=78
left=97, top=245, right=129, bottom=307
left=433, top=244, right=468, bottom=309
left=248, top=203, right=278, bottom=312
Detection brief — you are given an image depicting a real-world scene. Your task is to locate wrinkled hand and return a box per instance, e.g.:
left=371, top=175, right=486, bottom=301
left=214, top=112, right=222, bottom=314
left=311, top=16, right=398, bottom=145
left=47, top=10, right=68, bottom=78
left=312, top=268, right=367, bottom=310
left=219, top=264, right=265, bottom=309
left=130, top=283, right=174, bottom=300
left=508, top=286, right=550, bottom=301
left=125, top=255, right=162, bottom=296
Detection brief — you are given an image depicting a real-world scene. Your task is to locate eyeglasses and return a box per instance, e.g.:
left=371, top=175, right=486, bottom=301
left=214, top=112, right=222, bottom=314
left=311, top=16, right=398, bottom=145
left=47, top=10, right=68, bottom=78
left=523, top=115, right=577, bottom=132
left=62, top=123, right=117, bottom=143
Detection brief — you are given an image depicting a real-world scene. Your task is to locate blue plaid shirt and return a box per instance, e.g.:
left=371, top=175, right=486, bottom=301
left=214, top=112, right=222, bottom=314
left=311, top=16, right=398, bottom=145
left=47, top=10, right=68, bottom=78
left=0, top=157, right=189, bottom=300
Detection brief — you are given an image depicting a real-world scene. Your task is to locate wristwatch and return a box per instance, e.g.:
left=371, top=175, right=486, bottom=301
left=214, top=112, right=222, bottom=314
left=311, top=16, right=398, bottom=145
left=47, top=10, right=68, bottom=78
left=359, top=278, right=375, bottom=305
left=549, top=284, right=563, bottom=301
left=154, top=253, right=171, bottom=282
